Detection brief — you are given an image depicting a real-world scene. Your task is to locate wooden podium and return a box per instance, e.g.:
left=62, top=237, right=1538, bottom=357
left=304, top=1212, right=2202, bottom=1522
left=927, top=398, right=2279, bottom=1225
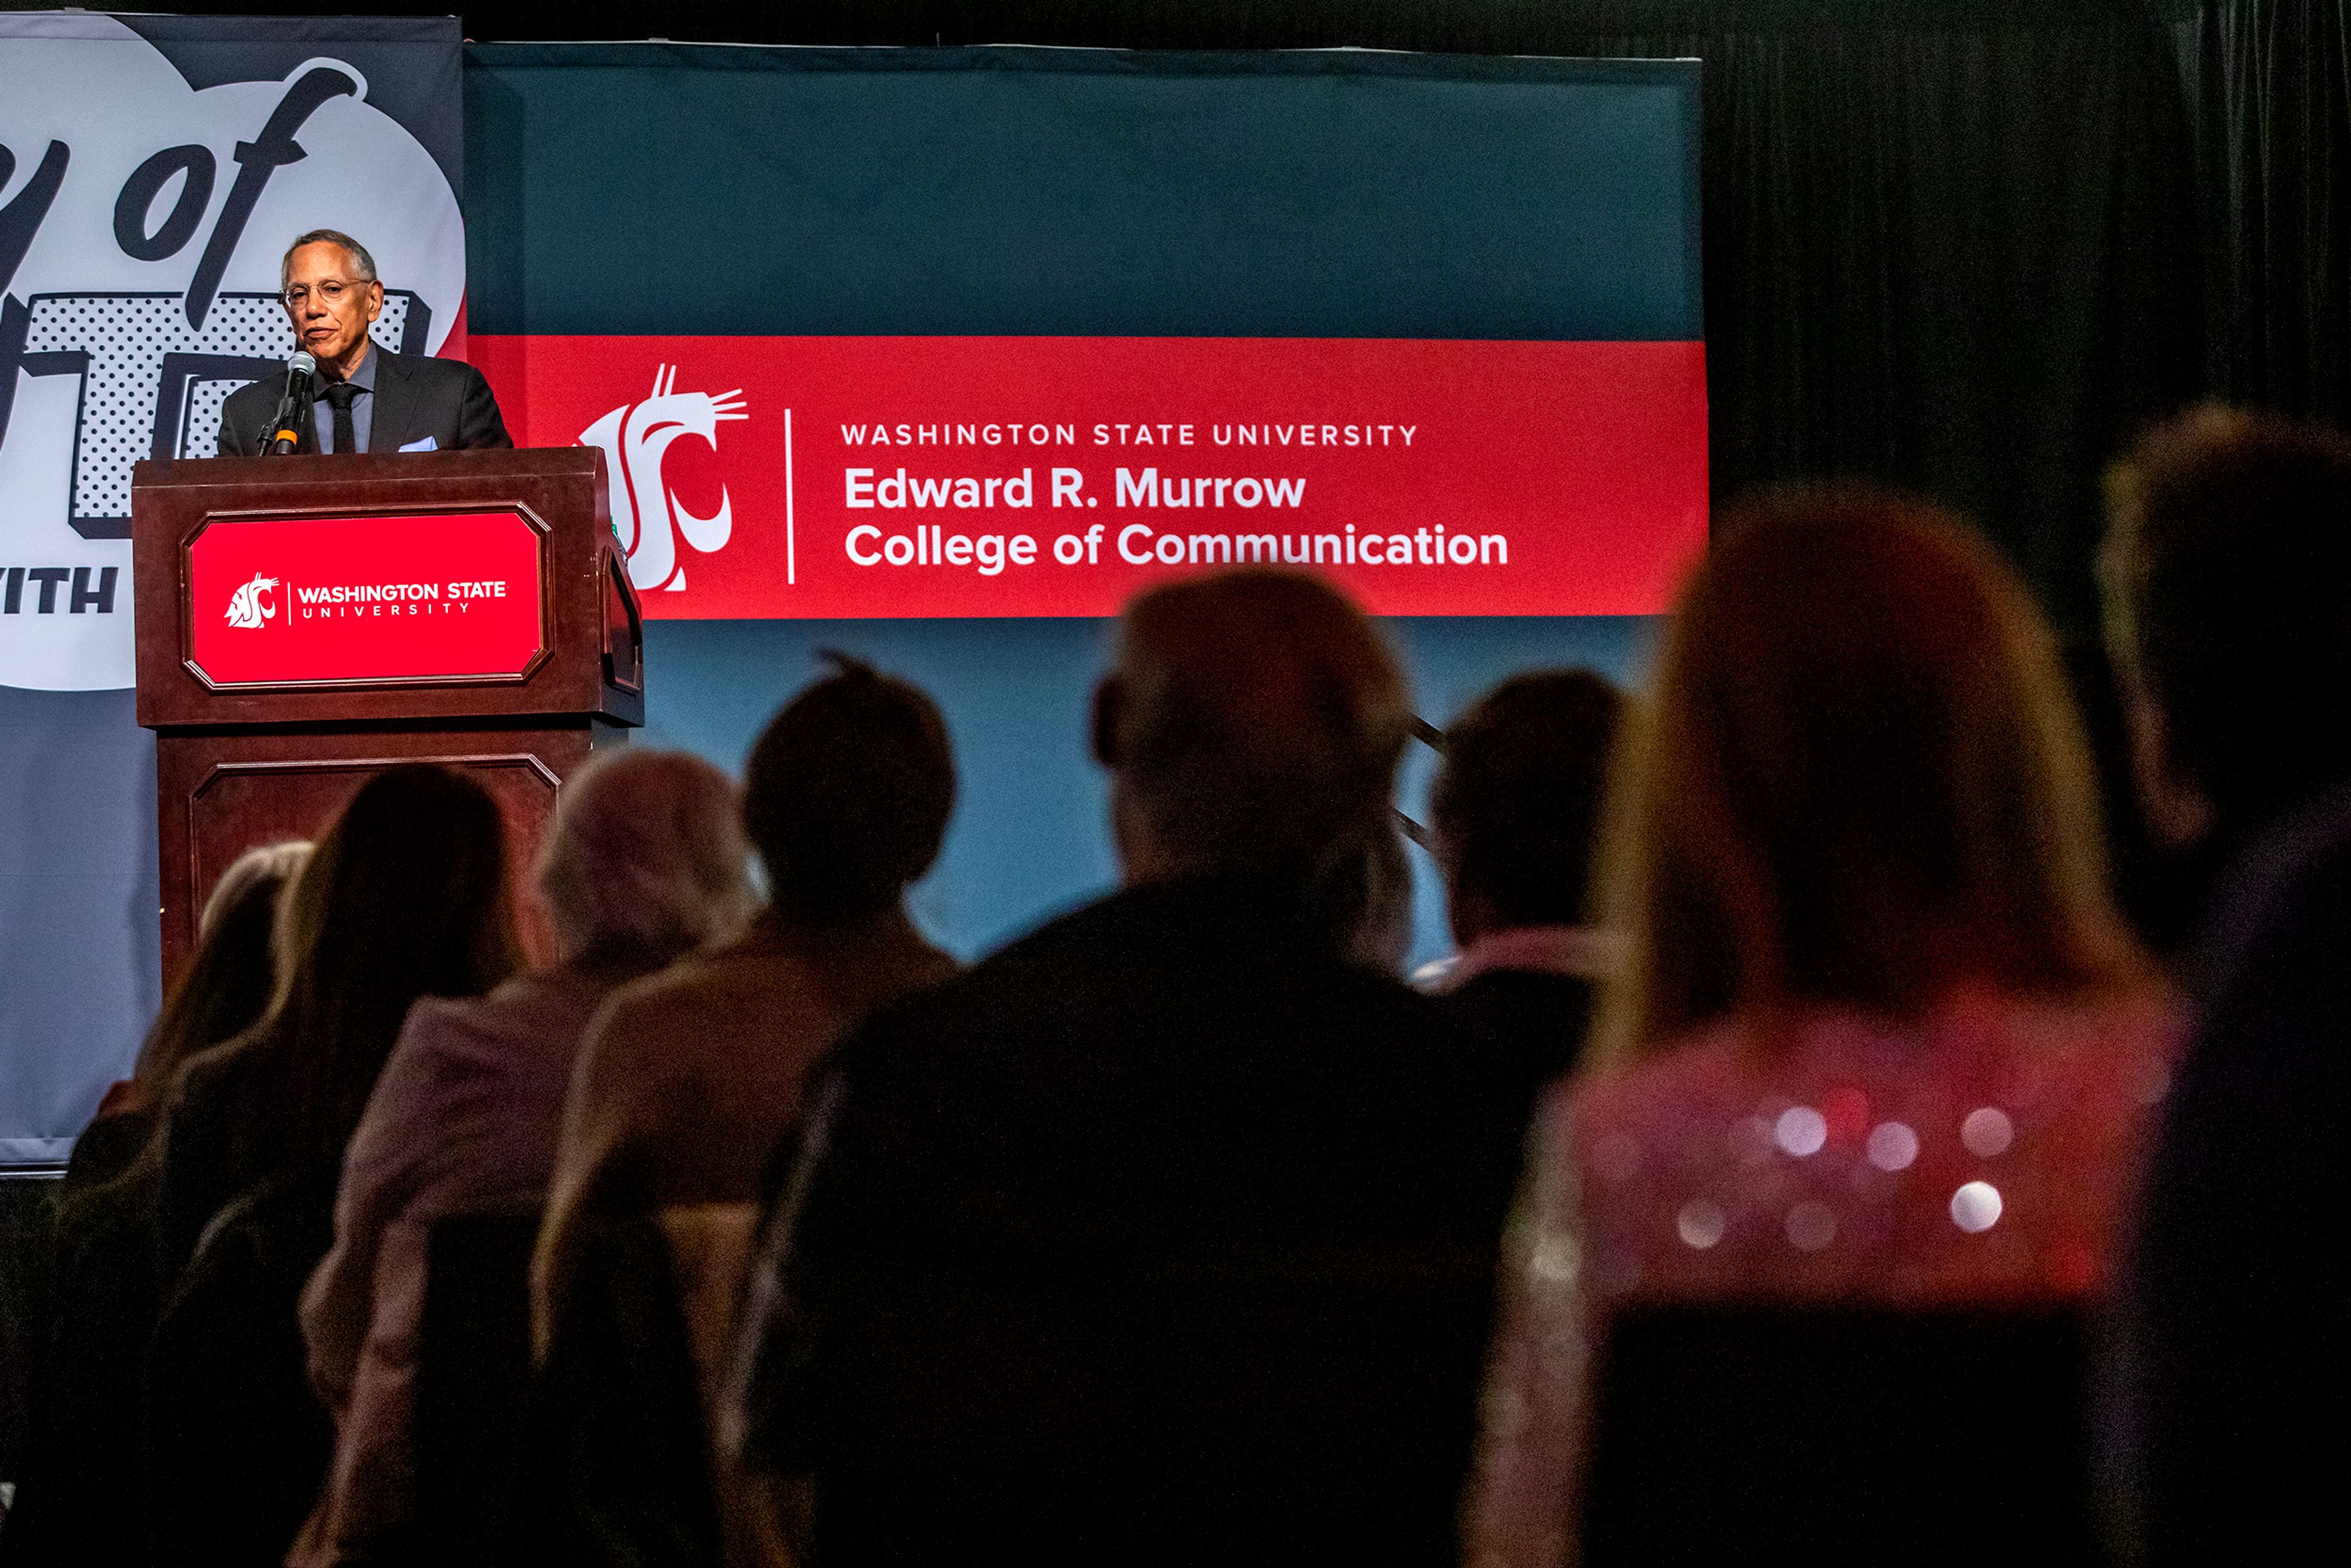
left=132, top=448, right=643, bottom=984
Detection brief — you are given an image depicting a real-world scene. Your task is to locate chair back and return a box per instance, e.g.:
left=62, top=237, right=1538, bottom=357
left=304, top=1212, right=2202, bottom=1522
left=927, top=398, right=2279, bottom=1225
left=145, top=1163, right=340, bottom=1568
left=413, top=1209, right=543, bottom=1567
left=656, top=1204, right=786, bottom=1568
left=1580, top=1303, right=2098, bottom=1564
left=653, top=1203, right=759, bottom=1430
left=538, top=1206, right=726, bottom=1568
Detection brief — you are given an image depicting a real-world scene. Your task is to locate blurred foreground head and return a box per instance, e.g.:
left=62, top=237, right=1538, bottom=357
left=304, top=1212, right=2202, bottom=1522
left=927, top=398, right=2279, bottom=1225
left=743, top=653, right=956, bottom=924
left=1096, top=568, right=1409, bottom=882
left=126, top=840, right=311, bottom=1112
left=2102, top=404, right=2351, bottom=848
left=1432, top=669, right=1625, bottom=945
left=1597, top=487, right=2141, bottom=1060
left=536, top=748, right=756, bottom=967
left=271, top=763, right=520, bottom=1161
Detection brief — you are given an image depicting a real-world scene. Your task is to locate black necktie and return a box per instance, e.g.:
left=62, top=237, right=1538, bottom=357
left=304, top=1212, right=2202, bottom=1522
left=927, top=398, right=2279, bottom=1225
left=320, top=380, right=359, bottom=456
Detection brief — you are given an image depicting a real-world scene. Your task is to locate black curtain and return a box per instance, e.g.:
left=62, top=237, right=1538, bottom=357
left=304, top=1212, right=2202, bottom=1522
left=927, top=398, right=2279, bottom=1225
left=1540, top=1, right=2205, bottom=645
left=2169, top=0, right=2351, bottom=421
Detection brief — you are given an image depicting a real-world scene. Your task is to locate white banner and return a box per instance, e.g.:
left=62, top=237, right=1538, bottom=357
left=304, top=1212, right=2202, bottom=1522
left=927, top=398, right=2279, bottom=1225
left=0, top=12, right=464, bottom=691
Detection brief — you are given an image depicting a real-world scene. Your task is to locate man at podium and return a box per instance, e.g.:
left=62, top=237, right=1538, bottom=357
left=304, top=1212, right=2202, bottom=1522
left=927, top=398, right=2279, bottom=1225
left=216, top=230, right=512, bottom=458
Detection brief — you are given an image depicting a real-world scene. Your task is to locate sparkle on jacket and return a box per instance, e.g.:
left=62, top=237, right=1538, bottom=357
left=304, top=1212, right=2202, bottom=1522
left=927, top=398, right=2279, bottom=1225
left=1466, top=988, right=2181, bottom=1568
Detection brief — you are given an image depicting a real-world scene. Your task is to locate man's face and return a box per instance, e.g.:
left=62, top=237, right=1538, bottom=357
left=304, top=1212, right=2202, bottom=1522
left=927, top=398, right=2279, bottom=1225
left=281, top=242, right=384, bottom=369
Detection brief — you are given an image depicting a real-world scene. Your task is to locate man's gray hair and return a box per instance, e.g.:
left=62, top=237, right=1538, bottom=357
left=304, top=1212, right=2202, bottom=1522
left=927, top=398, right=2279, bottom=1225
left=535, top=749, right=757, bottom=966
left=281, top=228, right=378, bottom=290
left=1104, top=568, right=1411, bottom=872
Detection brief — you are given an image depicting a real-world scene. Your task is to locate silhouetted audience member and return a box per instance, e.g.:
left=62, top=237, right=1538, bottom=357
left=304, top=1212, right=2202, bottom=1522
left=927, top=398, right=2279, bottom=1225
left=293, top=751, right=753, bottom=1562
left=2101, top=405, right=2351, bottom=887
left=2098, top=407, right=2351, bottom=1564
left=0, top=843, right=307, bottom=1568
left=145, top=765, right=519, bottom=1568
left=530, top=658, right=959, bottom=1568
left=727, top=569, right=1528, bottom=1564
left=534, top=657, right=961, bottom=1340
left=1469, top=492, right=2172, bottom=1565
left=61, top=842, right=314, bottom=1196
left=1424, top=669, right=1625, bottom=1095
left=155, top=772, right=520, bottom=1281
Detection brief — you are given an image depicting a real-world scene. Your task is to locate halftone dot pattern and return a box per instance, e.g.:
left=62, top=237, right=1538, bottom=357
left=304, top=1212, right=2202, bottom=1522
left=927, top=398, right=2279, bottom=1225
left=182, top=381, right=247, bottom=458
left=25, top=293, right=416, bottom=520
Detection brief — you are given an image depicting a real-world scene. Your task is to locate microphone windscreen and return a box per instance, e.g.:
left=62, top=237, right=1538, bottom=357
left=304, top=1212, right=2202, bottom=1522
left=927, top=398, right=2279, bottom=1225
left=288, top=350, right=317, bottom=376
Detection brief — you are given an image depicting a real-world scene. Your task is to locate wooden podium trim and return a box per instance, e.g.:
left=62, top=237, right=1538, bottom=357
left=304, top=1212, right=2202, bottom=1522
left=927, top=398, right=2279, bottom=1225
left=176, top=501, right=558, bottom=693
left=604, top=548, right=644, bottom=694
left=188, top=751, right=565, bottom=798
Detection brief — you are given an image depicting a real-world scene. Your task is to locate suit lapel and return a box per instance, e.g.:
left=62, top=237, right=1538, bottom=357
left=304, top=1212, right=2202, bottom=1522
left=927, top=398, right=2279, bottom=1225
left=366, top=347, right=410, bottom=454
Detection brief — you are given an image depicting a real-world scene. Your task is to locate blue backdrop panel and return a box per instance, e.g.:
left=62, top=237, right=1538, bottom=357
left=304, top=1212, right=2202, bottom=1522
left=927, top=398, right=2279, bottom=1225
left=639, top=615, right=1658, bottom=972
left=0, top=687, right=160, bottom=1163
left=463, top=47, right=1701, bottom=342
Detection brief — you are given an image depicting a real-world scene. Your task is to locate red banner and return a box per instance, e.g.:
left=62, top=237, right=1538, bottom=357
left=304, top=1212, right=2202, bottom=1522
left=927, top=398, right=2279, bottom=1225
left=184, top=510, right=546, bottom=686
left=470, top=336, right=1707, bottom=619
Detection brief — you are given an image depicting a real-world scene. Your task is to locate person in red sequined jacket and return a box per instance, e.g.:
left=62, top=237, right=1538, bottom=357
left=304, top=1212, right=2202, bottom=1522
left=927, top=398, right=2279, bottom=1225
left=1466, top=489, right=2178, bottom=1567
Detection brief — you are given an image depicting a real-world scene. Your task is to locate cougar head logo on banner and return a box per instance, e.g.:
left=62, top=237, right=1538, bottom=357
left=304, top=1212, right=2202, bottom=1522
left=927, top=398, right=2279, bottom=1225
left=222, top=572, right=279, bottom=628
left=579, top=364, right=749, bottom=593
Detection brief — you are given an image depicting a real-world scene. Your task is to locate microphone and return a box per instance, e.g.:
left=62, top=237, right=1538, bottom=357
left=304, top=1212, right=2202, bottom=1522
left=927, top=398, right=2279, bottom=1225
left=261, top=351, right=317, bottom=456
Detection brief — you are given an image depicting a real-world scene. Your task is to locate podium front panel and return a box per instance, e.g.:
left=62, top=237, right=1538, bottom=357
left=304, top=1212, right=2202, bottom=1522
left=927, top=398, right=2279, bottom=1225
left=135, top=449, right=646, bottom=989
left=153, top=722, right=627, bottom=982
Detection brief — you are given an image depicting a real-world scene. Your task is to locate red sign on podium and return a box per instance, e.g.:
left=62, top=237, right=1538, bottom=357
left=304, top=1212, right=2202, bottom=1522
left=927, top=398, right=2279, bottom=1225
left=184, top=510, right=546, bottom=687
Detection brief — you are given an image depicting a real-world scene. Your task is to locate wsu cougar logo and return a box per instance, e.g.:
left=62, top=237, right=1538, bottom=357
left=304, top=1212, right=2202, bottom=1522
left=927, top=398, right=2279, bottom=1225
left=223, top=572, right=279, bottom=629
left=579, top=365, right=749, bottom=592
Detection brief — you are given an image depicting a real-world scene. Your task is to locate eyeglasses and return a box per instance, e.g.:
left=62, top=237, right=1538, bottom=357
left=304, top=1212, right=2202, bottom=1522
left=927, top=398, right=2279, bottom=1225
left=281, top=279, right=367, bottom=310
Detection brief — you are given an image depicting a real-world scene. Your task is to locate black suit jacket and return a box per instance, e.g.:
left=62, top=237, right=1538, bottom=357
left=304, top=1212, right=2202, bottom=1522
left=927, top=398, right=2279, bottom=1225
left=2112, top=778, right=2351, bottom=1564
left=1435, top=967, right=1595, bottom=1089
left=1433, top=966, right=1595, bottom=1185
left=734, top=874, right=1531, bottom=1564
left=214, top=347, right=512, bottom=457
